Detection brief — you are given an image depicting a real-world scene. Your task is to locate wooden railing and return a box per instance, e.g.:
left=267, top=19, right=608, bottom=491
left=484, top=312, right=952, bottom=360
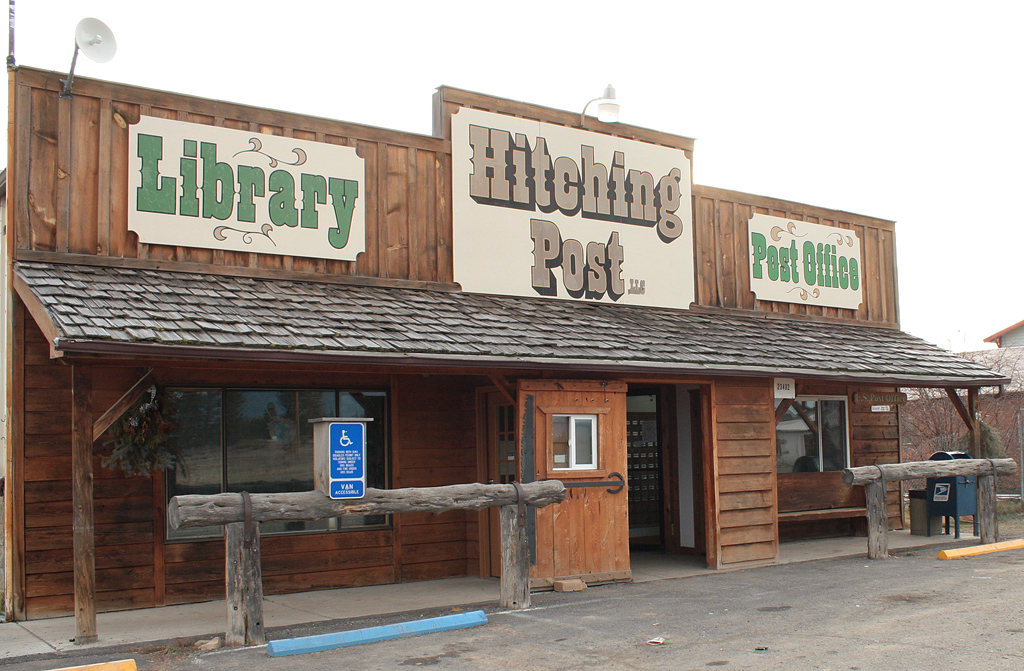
left=168, top=481, right=566, bottom=647
left=841, top=459, right=1017, bottom=559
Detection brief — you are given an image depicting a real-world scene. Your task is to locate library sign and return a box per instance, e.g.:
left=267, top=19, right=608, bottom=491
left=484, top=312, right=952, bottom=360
left=451, top=108, right=694, bottom=309
left=748, top=214, right=863, bottom=310
left=128, top=116, right=365, bottom=261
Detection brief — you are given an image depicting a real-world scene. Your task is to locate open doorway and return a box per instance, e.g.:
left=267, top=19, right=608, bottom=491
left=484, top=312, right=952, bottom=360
left=627, top=390, right=662, bottom=549
left=627, top=385, right=706, bottom=561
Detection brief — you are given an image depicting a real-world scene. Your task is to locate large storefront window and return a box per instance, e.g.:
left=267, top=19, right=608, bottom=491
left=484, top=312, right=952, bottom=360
left=775, top=398, right=848, bottom=473
left=166, top=388, right=388, bottom=540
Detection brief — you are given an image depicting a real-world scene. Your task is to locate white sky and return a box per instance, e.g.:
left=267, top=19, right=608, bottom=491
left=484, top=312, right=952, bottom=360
left=6, top=1, right=1022, bottom=352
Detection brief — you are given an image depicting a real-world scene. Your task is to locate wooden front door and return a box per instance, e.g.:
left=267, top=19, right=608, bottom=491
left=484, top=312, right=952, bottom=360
left=519, top=380, right=630, bottom=586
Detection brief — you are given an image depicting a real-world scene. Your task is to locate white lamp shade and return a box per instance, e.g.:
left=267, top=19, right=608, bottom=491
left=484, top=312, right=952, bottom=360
left=596, top=101, right=620, bottom=123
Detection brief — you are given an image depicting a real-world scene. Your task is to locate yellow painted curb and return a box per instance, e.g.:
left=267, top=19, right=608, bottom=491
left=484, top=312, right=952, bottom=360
left=46, top=659, right=137, bottom=671
left=938, top=538, right=1024, bottom=559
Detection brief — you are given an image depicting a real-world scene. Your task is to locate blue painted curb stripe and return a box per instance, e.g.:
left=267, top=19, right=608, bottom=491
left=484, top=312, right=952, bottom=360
left=266, top=610, right=489, bottom=657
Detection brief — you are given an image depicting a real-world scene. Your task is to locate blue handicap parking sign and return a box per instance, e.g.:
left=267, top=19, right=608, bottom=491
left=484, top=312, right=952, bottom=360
left=327, top=422, right=366, bottom=500
left=330, top=480, right=365, bottom=499
left=329, top=423, right=365, bottom=480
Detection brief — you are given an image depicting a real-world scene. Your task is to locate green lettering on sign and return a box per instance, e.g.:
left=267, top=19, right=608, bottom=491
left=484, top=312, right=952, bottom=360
left=751, top=232, right=767, bottom=279
left=136, top=134, right=176, bottom=214
left=327, top=178, right=359, bottom=249
left=201, top=142, right=234, bottom=221
left=268, top=170, right=298, bottom=228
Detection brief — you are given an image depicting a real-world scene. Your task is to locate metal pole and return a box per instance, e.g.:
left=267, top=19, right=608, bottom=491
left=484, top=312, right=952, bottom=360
left=1017, top=408, right=1022, bottom=504
left=7, top=0, right=14, bottom=69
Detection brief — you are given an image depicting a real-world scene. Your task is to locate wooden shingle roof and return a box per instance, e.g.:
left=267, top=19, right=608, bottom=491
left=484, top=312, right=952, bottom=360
left=14, top=261, right=1008, bottom=387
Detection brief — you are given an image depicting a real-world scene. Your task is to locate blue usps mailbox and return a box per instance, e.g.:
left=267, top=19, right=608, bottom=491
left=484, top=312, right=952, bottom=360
left=311, top=418, right=372, bottom=500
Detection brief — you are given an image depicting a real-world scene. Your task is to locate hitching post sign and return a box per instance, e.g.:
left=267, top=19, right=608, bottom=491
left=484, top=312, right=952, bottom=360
left=451, top=108, right=694, bottom=309
left=312, top=418, right=371, bottom=500
left=747, top=214, right=863, bottom=310
left=128, top=116, right=365, bottom=261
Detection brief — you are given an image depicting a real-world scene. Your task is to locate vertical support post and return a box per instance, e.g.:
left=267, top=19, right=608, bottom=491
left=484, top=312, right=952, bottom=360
left=1017, top=409, right=1023, bottom=504
left=865, top=479, right=889, bottom=560
left=225, top=521, right=265, bottom=646
left=499, top=504, right=530, bottom=609
left=978, top=473, right=997, bottom=545
left=968, top=388, right=981, bottom=456
left=72, top=365, right=97, bottom=643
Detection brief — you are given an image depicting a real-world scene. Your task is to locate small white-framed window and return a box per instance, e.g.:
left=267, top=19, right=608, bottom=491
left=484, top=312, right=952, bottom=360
left=775, top=396, right=850, bottom=473
left=552, top=414, right=598, bottom=470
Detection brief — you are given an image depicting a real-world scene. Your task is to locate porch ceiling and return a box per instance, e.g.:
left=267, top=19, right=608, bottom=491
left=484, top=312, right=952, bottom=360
left=14, top=261, right=1008, bottom=387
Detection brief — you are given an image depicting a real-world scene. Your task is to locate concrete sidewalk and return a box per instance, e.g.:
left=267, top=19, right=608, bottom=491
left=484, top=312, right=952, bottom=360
left=0, top=530, right=977, bottom=664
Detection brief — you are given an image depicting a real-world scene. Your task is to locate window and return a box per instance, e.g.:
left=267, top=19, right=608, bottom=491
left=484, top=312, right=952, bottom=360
left=165, top=388, right=388, bottom=540
left=775, top=397, right=848, bottom=473
left=552, top=414, right=598, bottom=470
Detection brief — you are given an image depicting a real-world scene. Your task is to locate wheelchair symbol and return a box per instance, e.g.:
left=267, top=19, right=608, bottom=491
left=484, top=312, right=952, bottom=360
left=339, top=430, right=354, bottom=448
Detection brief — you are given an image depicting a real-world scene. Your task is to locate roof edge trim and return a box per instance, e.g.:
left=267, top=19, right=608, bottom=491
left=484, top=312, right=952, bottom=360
left=53, top=338, right=1011, bottom=388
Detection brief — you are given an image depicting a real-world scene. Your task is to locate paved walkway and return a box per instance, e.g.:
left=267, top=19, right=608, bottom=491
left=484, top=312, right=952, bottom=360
left=0, top=530, right=977, bottom=664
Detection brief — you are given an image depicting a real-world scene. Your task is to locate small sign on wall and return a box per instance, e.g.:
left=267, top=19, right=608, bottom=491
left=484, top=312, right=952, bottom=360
left=774, top=378, right=796, bottom=399
left=853, top=392, right=908, bottom=404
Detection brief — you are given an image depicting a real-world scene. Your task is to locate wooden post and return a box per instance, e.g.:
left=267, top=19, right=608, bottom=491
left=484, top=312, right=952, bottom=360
left=499, top=505, right=530, bottom=609
left=865, top=480, right=889, bottom=560
left=225, top=521, right=265, bottom=647
left=978, top=474, right=997, bottom=545
left=72, top=365, right=97, bottom=643
left=968, top=387, right=981, bottom=456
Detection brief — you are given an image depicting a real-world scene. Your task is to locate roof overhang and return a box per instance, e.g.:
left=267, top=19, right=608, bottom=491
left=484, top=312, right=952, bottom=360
left=15, top=261, right=1011, bottom=389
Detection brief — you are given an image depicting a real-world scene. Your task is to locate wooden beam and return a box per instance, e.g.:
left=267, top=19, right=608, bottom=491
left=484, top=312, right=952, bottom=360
left=488, top=374, right=516, bottom=406
left=968, top=387, right=981, bottom=456
left=92, top=369, right=155, bottom=442
left=6, top=303, right=27, bottom=620
left=11, top=273, right=63, bottom=358
left=169, top=480, right=567, bottom=529
left=72, top=365, right=97, bottom=643
left=774, top=398, right=794, bottom=426
left=843, top=458, right=1016, bottom=486
left=945, top=388, right=972, bottom=431
left=791, top=401, right=818, bottom=435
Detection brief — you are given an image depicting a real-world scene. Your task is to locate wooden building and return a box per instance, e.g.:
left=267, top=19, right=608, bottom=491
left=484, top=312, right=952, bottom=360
left=1, top=67, right=1007, bottom=623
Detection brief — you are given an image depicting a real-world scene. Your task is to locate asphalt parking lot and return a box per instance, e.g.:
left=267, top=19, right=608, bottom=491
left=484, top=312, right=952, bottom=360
left=8, top=545, right=1023, bottom=671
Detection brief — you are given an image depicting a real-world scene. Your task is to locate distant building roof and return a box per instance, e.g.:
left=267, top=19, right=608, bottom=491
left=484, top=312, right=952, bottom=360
left=984, top=319, right=1024, bottom=347
left=14, top=261, right=1010, bottom=387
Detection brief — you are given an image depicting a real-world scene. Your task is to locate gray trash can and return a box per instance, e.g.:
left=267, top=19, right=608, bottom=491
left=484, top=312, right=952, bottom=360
left=909, top=489, right=941, bottom=535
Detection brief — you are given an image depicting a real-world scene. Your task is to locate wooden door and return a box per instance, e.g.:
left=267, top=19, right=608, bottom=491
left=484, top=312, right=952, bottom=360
left=519, top=380, right=629, bottom=586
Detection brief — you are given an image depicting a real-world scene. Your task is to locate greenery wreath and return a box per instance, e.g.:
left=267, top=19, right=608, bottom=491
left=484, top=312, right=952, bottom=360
left=101, top=385, right=176, bottom=477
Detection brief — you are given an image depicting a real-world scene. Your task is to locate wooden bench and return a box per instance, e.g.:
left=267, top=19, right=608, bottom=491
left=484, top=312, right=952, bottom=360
left=778, top=507, right=866, bottom=523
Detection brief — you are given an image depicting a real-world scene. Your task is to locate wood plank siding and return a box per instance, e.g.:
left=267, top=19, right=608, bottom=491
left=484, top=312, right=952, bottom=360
left=15, top=314, right=481, bottom=619
left=12, top=69, right=899, bottom=326
left=12, top=68, right=452, bottom=287
left=692, top=185, right=898, bottom=326
left=712, top=378, right=778, bottom=567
